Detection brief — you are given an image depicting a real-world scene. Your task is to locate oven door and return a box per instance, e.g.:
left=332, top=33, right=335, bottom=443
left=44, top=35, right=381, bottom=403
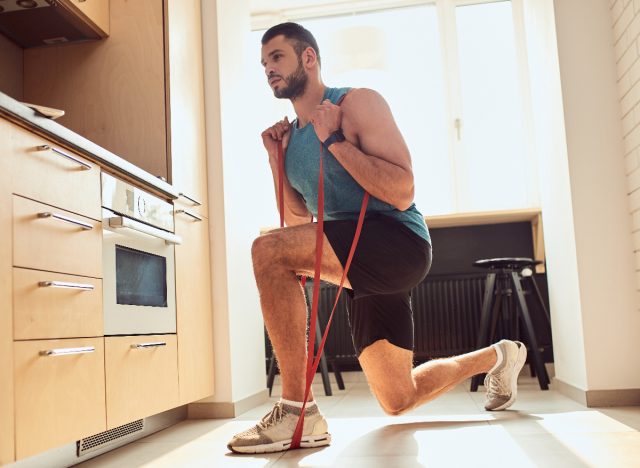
left=102, top=208, right=180, bottom=335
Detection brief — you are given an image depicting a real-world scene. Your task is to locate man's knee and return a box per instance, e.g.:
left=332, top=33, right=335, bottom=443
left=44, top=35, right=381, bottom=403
left=251, top=234, right=281, bottom=273
left=378, top=391, right=415, bottom=416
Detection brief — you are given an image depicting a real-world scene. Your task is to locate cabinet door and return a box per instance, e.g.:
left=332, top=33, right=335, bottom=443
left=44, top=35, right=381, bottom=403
left=3, top=119, right=101, bottom=220
left=105, top=335, right=179, bottom=429
left=13, top=195, right=102, bottom=278
left=13, top=268, right=103, bottom=340
left=167, top=0, right=208, bottom=217
left=14, top=338, right=106, bottom=460
left=175, top=209, right=214, bottom=404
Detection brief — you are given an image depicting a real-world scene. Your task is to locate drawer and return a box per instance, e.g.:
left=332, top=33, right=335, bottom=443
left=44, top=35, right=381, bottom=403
left=3, top=119, right=101, bottom=220
left=14, top=338, right=106, bottom=460
left=13, top=195, right=102, bottom=278
left=13, top=268, right=103, bottom=340
left=105, top=335, right=179, bottom=429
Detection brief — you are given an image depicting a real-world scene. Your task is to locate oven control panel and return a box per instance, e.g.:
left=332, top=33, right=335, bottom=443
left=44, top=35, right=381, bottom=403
left=101, top=173, right=175, bottom=232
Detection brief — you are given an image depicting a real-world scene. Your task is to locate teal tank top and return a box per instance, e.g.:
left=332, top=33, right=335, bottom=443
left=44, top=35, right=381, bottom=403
left=285, top=87, right=431, bottom=245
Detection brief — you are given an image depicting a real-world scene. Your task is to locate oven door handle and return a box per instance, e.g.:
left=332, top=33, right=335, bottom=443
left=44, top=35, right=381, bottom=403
left=108, top=216, right=183, bottom=245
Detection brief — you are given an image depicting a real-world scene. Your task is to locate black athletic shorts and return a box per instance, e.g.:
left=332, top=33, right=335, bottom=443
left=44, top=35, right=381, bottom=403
left=323, top=213, right=432, bottom=356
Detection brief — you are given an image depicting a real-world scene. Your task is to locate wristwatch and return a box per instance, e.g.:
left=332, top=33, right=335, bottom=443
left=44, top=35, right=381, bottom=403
left=323, top=129, right=345, bottom=150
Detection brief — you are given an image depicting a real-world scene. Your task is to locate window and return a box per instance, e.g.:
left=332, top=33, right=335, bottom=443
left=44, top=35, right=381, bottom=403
left=249, top=0, right=536, bottom=216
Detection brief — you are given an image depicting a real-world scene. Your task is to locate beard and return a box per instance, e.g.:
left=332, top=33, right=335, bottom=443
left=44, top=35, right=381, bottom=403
left=272, top=60, right=308, bottom=100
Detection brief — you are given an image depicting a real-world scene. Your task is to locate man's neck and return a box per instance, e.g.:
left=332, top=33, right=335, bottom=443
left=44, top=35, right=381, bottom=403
left=291, top=83, right=326, bottom=127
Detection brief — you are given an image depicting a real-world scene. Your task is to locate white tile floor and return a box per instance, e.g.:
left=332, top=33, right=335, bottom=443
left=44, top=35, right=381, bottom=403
left=77, top=371, right=640, bottom=467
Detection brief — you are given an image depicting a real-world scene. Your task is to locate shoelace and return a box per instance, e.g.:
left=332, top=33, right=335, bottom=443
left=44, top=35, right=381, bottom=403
left=484, top=370, right=510, bottom=397
left=258, top=402, right=285, bottom=430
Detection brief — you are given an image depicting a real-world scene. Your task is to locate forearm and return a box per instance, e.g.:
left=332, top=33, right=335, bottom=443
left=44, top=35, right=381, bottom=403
left=268, top=159, right=311, bottom=226
left=327, top=141, right=414, bottom=210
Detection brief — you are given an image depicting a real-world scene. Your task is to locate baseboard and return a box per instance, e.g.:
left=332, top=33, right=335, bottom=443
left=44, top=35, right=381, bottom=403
left=553, top=378, right=640, bottom=407
left=187, top=389, right=269, bottom=419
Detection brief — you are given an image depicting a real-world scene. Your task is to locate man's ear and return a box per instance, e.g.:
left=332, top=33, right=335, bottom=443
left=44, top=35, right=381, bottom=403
left=303, top=47, right=318, bottom=67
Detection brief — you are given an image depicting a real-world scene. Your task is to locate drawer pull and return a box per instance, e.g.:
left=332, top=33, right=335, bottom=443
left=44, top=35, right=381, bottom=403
left=38, top=211, right=94, bottom=230
left=38, top=280, right=95, bottom=290
left=176, top=209, right=203, bottom=222
left=36, top=144, right=92, bottom=170
left=131, top=341, right=167, bottom=349
left=40, top=346, right=95, bottom=356
left=178, top=192, right=203, bottom=206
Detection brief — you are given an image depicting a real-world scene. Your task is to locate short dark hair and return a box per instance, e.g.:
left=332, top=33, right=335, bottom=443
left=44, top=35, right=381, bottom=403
left=261, top=22, right=321, bottom=66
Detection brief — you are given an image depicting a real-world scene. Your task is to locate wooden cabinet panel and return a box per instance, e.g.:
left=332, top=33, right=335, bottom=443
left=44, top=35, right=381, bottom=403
left=13, top=195, right=102, bottom=278
left=13, top=268, right=103, bottom=340
left=3, top=119, right=101, bottom=220
left=14, top=338, right=106, bottom=460
left=65, top=0, right=111, bottom=36
left=0, top=120, right=14, bottom=465
left=23, top=0, right=167, bottom=181
left=105, top=335, right=179, bottom=429
left=175, top=210, right=214, bottom=404
left=167, top=0, right=208, bottom=216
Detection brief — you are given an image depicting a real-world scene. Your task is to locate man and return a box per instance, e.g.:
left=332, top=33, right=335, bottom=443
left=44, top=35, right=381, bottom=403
left=227, top=22, right=527, bottom=454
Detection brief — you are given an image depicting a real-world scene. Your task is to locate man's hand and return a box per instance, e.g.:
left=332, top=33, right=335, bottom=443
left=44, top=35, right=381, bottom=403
left=310, top=99, right=342, bottom=143
left=261, top=117, right=291, bottom=160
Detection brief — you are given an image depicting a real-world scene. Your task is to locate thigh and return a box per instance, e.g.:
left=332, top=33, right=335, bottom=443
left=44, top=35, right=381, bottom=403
left=254, top=223, right=351, bottom=288
left=348, top=292, right=414, bottom=356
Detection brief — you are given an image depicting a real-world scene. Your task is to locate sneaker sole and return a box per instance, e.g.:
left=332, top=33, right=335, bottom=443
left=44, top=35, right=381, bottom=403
left=228, top=433, right=331, bottom=454
left=491, top=342, right=527, bottom=411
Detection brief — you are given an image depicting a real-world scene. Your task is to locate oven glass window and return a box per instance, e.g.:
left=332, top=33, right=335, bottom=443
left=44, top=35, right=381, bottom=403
left=115, top=245, right=168, bottom=307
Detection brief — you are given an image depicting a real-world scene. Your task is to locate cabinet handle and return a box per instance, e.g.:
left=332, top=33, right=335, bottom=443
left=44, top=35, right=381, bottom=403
left=40, top=346, right=95, bottom=356
left=178, top=192, right=202, bottom=206
left=38, top=211, right=94, bottom=230
left=36, top=144, right=92, bottom=170
left=131, top=342, right=167, bottom=349
left=176, top=209, right=203, bottom=222
left=38, top=281, right=95, bottom=290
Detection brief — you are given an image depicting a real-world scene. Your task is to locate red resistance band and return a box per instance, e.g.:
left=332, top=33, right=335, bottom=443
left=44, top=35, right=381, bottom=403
left=275, top=132, right=368, bottom=450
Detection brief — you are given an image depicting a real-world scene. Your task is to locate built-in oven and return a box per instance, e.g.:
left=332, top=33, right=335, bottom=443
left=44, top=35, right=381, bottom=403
left=101, top=173, right=181, bottom=335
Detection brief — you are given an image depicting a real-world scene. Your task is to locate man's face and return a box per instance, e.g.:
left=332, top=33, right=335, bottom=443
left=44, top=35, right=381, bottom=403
left=261, top=35, right=308, bottom=100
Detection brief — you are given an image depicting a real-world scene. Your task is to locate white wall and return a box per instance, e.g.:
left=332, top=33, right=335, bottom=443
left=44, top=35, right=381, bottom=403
left=201, top=0, right=272, bottom=404
left=522, top=0, right=640, bottom=392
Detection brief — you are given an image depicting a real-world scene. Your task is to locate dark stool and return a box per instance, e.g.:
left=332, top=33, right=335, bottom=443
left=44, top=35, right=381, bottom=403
left=470, top=257, right=551, bottom=391
left=266, top=289, right=345, bottom=397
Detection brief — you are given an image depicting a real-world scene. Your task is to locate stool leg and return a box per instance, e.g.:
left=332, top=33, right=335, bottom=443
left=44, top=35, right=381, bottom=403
left=471, top=273, right=496, bottom=392
left=528, top=275, right=552, bottom=330
left=331, top=360, right=345, bottom=390
left=510, top=272, right=549, bottom=390
left=266, top=353, right=277, bottom=397
left=315, top=320, right=333, bottom=397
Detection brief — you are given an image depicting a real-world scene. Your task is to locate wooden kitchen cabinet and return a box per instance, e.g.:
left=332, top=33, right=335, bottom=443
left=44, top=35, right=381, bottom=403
left=13, top=268, right=103, bottom=340
left=167, top=0, right=214, bottom=404
left=14, top=337, right=107, bottom=460
left=4, top=118, right=102, bottom=221
left=104, top=335, right=179, bottom=429
left=12, top=195, right=102, bottom=278
left=65, top=0, right=111, bottom=37
left=167, top=0, right=209, bottom=217
left=0, top=120, right=15, bottom=465
left=175, top=210, right=214, bottom=404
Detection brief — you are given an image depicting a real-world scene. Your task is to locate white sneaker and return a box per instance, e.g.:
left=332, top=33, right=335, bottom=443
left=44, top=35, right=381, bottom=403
left=484, top=340, right=527, bottom=411
left=227, top=401, right=331, bottom=454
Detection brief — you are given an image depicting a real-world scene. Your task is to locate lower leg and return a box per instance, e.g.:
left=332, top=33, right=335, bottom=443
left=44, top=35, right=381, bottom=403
left=409, top=346, right=497, bottom=409
left=254, top=262, right=313, bottom=402
left=360, top=340, right=498, bottom=416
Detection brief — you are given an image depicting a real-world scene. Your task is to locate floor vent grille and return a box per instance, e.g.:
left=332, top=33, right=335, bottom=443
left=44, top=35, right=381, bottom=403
left=77, top=419, right=144, bottom=457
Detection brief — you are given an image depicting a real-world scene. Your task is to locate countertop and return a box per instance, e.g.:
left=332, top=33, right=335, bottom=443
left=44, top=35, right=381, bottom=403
left=0, top=91, right=179, bottom=199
